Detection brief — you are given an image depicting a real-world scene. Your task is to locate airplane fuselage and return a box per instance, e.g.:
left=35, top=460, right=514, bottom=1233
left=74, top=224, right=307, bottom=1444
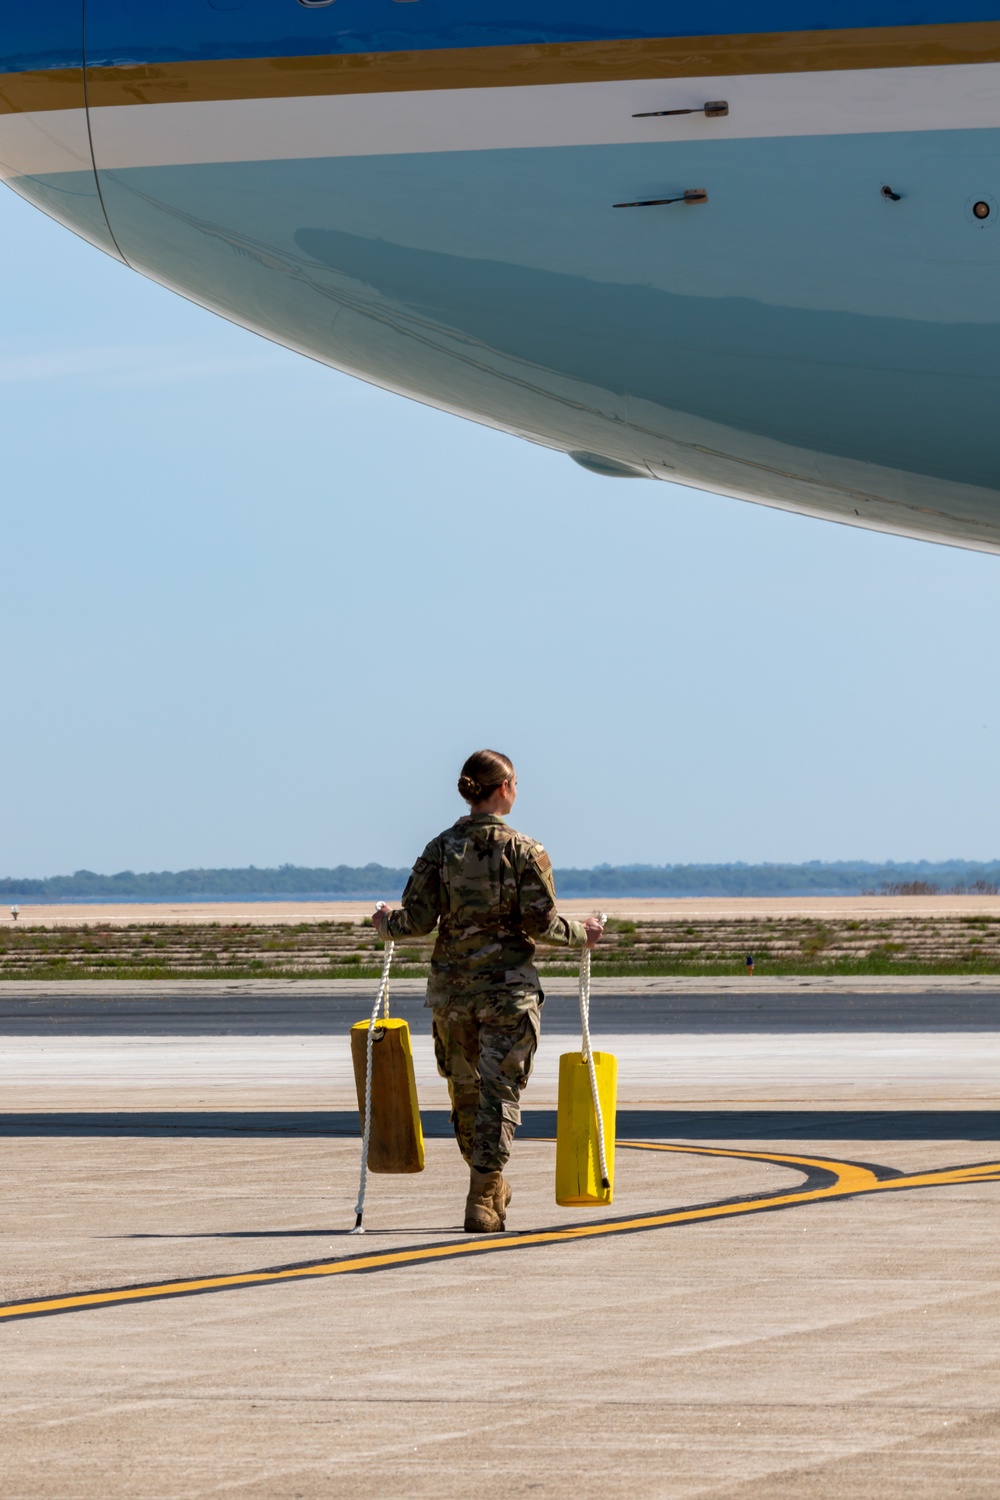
left=5, top=4, right=1000, bottom=548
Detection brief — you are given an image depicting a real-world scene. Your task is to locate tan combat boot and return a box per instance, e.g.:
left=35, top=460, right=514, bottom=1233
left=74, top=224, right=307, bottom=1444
left=494, top=1174, right=512, bottom=1226
left=464, top=1168, right=505, bottom=1233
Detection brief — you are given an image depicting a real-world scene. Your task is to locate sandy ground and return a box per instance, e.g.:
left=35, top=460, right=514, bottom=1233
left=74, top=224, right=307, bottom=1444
left=6, top=895, right=1000, bottom=927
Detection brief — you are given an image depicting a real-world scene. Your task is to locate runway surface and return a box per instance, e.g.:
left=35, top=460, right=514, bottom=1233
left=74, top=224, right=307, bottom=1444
left=2, top=977, right=1000, bottom=1033
left=1, top=979, right=997, bottom=1497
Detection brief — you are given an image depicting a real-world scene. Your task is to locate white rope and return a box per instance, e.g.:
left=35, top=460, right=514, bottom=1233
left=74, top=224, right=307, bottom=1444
left=579, top=912, right=610, bottom=1191
left=351, top=908, right=394, bottom=1233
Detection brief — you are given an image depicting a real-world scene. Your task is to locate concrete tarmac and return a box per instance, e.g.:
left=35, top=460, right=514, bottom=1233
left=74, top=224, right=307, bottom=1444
left=1, top=980, right=998, bottom=1498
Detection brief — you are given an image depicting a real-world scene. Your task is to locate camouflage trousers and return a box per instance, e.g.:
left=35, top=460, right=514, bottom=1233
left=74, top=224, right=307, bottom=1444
left=430, top=993, right=541, bottom=1172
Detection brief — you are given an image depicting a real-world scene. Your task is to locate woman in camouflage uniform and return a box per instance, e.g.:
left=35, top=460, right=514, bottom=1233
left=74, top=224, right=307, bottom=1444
left=373, top=750, right=602, bottom=1233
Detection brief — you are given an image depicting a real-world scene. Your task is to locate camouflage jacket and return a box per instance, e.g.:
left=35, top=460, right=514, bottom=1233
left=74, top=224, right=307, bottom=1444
left=382, top=814, right=587, bottom=1005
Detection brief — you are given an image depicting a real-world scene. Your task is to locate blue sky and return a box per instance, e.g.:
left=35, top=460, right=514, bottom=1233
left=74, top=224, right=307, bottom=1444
left=1, top=185, right=998, bottom=878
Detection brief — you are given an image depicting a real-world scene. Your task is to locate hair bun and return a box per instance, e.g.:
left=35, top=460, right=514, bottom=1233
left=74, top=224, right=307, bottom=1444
left=457, top=749, right=514, bottom=806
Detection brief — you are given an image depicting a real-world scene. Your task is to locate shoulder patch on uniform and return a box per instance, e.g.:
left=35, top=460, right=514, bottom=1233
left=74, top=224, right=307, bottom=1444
left=412, top=856, right=431, bottom=874
left=533, top=848, right=553, bottom=877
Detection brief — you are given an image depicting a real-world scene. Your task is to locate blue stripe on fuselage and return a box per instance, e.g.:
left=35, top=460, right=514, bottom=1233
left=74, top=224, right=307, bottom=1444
left=6, top=3, right=1000, bottom=75
left=3, top=1, right=82, bottom=72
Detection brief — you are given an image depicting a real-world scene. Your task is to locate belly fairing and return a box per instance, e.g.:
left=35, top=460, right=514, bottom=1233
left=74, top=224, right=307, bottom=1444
left=4, top=3, right=1000, bottom=548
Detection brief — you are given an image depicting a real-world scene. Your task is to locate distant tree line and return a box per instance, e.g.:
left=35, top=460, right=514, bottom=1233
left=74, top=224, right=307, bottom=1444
left=0, top=864, right=410, bottom=901
left=870, top=878, right=999, bottom=896
left=2, top=860, right=1000, bottom=902
left=554, top=861, right=1000, bottom=896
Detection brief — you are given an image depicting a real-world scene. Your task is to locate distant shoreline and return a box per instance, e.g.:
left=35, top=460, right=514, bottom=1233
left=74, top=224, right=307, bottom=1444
left=5, top=888, right=908, bottom=906
left=4, top=859, right=1000, bottom=903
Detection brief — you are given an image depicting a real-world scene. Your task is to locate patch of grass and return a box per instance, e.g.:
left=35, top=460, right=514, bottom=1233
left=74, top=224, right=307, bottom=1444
left=0, top=964, right=395, bottom=982
left=7, top=953, right=1000, bottom=981
left=579, top=956, right=1000, bottom=977
left=6, top=911, right=1000, bottom=981
left=867, top=943, right=905, bottom=960
left=800, top=923, right=834, bottom=959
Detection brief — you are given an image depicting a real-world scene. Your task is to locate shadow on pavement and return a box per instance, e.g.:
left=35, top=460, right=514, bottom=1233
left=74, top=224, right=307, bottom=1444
left=1, top=1108, right=998, bottom=1140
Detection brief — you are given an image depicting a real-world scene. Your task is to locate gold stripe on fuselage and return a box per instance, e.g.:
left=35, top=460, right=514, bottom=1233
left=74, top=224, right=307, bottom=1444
left=0, top=68, right=84, bottom=115
left=5, top=21, right=1000, bottom=116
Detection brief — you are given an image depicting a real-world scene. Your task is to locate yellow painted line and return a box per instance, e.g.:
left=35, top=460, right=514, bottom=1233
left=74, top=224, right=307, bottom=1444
left=0, top=1140, right=996, bottom=1324
left=870, top=1163, right=1000, bottom=1190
